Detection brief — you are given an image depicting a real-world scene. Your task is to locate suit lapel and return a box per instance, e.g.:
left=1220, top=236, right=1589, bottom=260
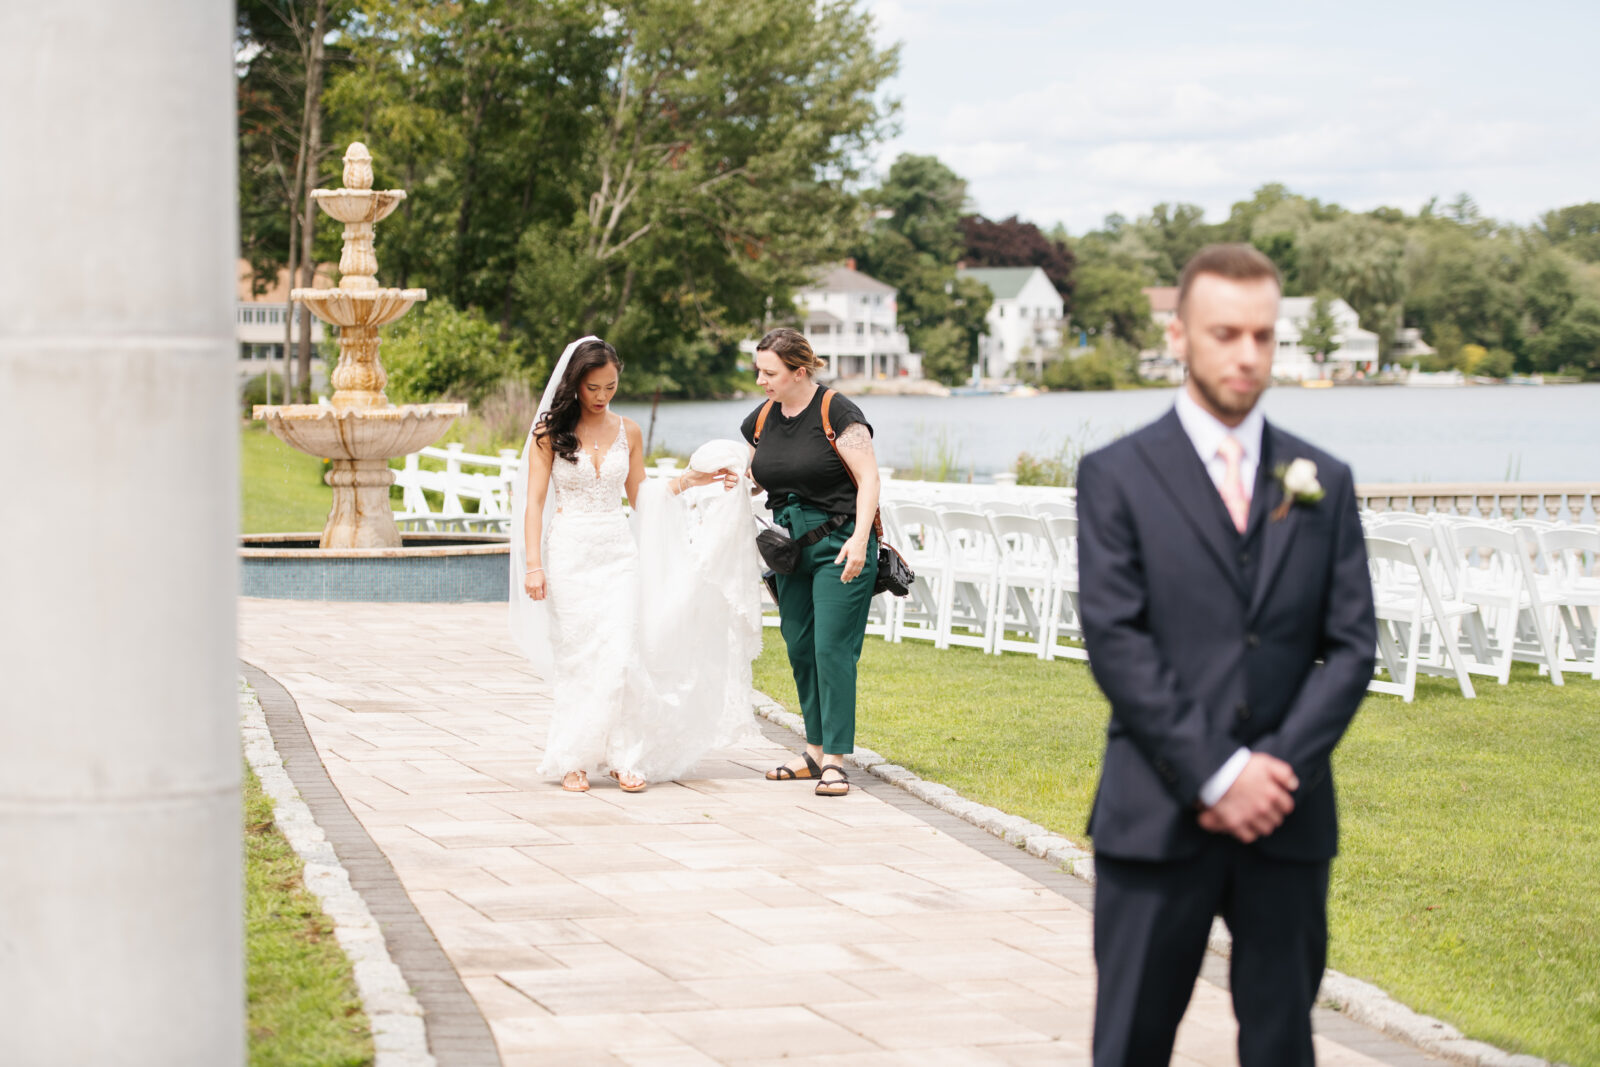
left=1134, top=411, right=1249, bottom=600
left=1248, top=423, right=1301, bottom=620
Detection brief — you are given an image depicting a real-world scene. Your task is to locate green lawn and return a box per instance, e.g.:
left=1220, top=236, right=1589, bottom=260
left=753, top=638, right=1600, bottom=1065
left=246, top=763, right=372, bottom=1067
left=241, top=423, right=332, bottom=534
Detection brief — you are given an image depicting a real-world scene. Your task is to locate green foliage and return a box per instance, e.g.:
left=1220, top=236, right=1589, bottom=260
left=1067, top=264, right=1152, bottom=347
left=903, top=422, right=967, bottom=482
left=1539, top=202, right=1600, bottom=262
left=754, top=639, right=1600, bottom=1065
left=1042, top=337, right=1139, bottom=392
left=245, top=763, right=371, bottom=1066
left=1298, top=293, right=1342, bottom=361
left=308, top=0, right=898, bottom=392
left=1013, top=429, right=1089, bottom=487
left=852, top=154, right=992, bottom=382
left=1527, top=297, right=1600, bottom=375
left=379, top=296, right=525, bottom=404
left=917, top=320, right=974, bottom=387
left=241, top=371, right=291, bottom=415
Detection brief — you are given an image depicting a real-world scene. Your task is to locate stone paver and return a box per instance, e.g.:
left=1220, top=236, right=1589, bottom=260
left=240, top=599, right=1432, bottom=1066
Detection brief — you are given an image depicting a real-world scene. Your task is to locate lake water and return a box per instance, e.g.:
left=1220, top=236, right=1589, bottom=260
left=614, top=383, right=1600, bottom=485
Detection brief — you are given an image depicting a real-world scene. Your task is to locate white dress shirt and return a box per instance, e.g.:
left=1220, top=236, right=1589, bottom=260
left=1173, top=389, right=1264, bottom=808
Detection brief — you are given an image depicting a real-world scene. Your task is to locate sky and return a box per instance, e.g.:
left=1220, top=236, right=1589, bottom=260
left=860, top=0, right=1599, bottom=233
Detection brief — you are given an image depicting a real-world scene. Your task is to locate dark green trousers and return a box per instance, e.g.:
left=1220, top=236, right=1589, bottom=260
left=772, top=498, right=878, bottom=754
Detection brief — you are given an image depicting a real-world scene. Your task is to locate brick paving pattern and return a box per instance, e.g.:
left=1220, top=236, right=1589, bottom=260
left=239, top=599, right=1437, bottom=1066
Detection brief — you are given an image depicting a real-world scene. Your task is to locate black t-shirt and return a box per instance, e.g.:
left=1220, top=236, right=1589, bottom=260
left=740, top=388, right=872, bottom=515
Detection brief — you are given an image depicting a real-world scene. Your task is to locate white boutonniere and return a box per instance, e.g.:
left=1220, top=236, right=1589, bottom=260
left=1271, top=458, right=1324, bottom=521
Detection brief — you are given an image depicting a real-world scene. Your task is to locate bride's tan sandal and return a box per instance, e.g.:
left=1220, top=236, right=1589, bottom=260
left=561, top=770, right=590, bottom=792
left=609, top=770, right=648, bottom=793
left=765, top=752, right=822, bottom=781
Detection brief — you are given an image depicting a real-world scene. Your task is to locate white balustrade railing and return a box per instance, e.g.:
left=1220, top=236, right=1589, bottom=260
left=1358, top=483, right=1600, bottom=525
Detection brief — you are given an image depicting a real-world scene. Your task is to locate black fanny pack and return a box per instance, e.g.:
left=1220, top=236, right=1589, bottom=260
left=755, top=512, right=850, bottom=574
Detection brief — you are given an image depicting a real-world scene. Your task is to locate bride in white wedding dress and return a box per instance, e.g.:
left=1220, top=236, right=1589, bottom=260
left=509, top=337, right=762, bottom=793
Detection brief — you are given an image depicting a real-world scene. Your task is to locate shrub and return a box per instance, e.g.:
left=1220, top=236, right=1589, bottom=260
left=381, top=296, right=526, bottom=405
left=240, top=371, right=289, bottom=415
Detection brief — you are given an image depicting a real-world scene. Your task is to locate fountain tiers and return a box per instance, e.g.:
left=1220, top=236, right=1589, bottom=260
left=253, top=142, right=467, bottom=551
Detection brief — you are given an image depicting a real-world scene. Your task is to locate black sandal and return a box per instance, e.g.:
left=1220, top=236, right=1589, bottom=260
left=765, top=752, right=822, bottom=781
left=814, top=764, right=850, bottom=797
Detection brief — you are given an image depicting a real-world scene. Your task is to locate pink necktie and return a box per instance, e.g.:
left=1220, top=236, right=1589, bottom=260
left=1216, top=435, right=1250, bottom=533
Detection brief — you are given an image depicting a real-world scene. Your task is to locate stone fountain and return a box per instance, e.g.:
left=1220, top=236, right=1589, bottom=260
left=253, top=142, right=465, bottom=549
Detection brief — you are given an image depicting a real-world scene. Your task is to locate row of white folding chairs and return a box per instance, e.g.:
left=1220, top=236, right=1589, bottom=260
left=884, top=495, right=1076, bottom=521
left=879, top=502, right=1086, bottom=661
left=1369, top=515, right=1599, bottom=678
left=1364, top=519, right=1599, bottom=700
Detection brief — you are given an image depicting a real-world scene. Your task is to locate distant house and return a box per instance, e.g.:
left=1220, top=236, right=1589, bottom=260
left=1391, top=326, right=1435, bottom=362
left=1139, top=286, right=1185, bottom=382
left=957, top=266, right=1064, bottom=380
left=1140, top=285, right=1380, bottom=382
left=1275, top=297, right=1379, bottom=380
left=792, top=262, right=916, bottom=380
left=236, top=258, right=334, bottom=381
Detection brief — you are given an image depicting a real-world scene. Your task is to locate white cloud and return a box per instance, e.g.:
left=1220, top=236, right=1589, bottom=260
left=862, top=0, right=1600, bottom=231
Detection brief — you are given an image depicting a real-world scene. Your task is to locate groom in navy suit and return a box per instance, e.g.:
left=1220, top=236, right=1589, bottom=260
left=1076, top=244, right=1376, bottom=1066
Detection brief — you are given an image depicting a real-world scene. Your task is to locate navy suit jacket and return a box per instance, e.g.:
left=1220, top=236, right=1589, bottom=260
left=1077, top=408, right=1376, bottom=863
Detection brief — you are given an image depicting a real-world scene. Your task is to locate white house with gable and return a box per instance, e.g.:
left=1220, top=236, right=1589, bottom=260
left=957, top=266, right=1064, bottom=380
left=1274, top=296, right=1379, bottom=381
left=792, top=262, right=915, bottom=380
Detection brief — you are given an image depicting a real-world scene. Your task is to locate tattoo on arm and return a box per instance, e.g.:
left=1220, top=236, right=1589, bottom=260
left=837, top=423, right=874, bottom=455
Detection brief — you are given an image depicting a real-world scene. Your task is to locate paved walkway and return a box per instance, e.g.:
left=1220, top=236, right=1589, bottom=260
left=239, top=599, right=1435, bottom=1067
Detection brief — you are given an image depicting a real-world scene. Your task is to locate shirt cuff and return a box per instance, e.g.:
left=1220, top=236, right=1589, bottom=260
left=1198, top=747, right=1252, bottom=809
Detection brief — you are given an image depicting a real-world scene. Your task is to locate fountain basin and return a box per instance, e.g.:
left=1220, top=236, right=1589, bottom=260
left=290, top=287, right=425, bottom=328
left=240, top=533, right=509, bottom=602
left=253, top=402, right=464, bottom=457
left=310, top=188, right=405, bottom=224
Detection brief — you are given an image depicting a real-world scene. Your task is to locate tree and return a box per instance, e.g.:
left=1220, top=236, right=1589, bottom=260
left=959, top=214, right=1075, bottom=310
left=1071, top=263, right=1152, bottom=347
left=852, top=154, right=991, bottom=384
left=1297, top=215, right=1406, bottom=357
left=320, top=0, right=898, bottom=394
left=1527, top=298, right=1600, bottom=374
left=1539, top=202, right=1600, bottom=262
left=1297, top=294, right=1341, bottom=375
left=237, top=0, right=350, bottom=400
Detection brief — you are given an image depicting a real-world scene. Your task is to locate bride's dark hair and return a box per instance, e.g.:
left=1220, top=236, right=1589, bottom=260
left=535, top=338, right=622, bottom=463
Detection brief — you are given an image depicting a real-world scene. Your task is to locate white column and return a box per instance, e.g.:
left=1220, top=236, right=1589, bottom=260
left=0, top=3, right=242, bottom=1064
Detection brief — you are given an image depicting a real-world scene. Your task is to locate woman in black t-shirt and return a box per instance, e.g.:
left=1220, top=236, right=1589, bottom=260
left=740, top=328, right=880, bottom=797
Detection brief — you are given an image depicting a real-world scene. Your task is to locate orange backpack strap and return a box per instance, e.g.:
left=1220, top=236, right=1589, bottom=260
left=752, top=399, right=775, bottom=443
left=820, top=390, right=884, bottom=541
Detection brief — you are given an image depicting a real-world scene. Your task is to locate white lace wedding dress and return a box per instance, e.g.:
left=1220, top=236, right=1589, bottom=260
left=534, top=428, right=761, bottom=782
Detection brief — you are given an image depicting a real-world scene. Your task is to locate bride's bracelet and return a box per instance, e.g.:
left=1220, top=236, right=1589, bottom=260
left=525, top=567, right=544, bottom=574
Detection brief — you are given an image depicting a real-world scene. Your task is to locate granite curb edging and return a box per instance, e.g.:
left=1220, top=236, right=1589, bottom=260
left=241, top=663, right=502, bottom=1067
left=240, top=677, right=437, bottom=1067
left=749, top=692, right=1561, bottom=1067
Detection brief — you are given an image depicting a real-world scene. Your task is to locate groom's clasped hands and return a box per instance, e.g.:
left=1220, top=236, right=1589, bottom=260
left=1197, top=752, right=1299, bottom=843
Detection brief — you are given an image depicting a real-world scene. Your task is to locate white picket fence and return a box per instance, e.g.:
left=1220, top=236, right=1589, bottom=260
left=390, top=444, right=683, bottom=533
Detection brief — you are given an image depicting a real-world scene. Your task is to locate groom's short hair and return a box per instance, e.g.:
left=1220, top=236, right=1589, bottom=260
left=1176, top=244, right=1282, bottom=318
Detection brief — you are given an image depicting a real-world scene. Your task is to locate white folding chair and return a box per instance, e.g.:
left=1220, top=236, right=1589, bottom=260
left=935, top=509, right=1000, bottom=652
left=1539, top=526, right=1600, bottom=680
left=987, top=513, right=1056, bottom=658
left=886, top=503, right=945, bottom=645
left=1443, top=524, right=1565, bottom=686
left=1366, top=536, right=1477, bottom=702
left=980, top=499, right=1032, bottom=518
left=1032, top=499, right=1077, bottom=519
left=1042, top=514, right=1088, bottom=661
